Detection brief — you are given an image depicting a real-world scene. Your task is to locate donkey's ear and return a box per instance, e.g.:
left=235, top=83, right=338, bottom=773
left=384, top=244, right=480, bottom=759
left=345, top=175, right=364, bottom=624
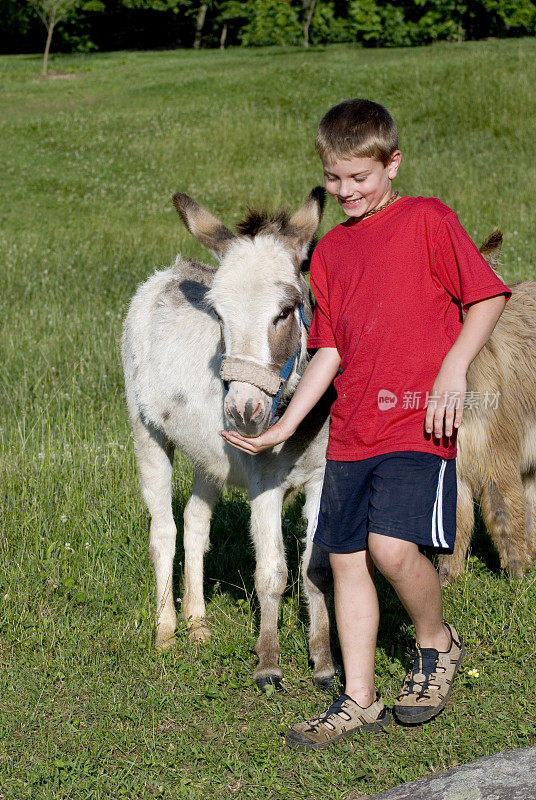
left=173, top=192, right=235, bottom=260
left=282, top=186, right=326, bottom=270
left=288, top=186, right=325, bottom=242
left=480, top=229, right=503, bottom=270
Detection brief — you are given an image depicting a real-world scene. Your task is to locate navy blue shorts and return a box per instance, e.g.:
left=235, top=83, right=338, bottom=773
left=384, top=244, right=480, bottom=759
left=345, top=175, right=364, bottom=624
left=311, top=451, right=457, bottom=554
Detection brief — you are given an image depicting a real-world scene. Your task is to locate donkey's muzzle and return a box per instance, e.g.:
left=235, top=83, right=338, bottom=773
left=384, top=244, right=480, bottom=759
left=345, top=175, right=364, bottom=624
left=225, top=391, right=270, bottom=437
left=220, top=353, right=298, bottom=435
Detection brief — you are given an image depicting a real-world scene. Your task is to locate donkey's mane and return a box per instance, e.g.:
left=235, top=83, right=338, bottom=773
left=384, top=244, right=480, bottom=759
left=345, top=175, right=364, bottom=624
left=235, top=209, right=293, bottom=238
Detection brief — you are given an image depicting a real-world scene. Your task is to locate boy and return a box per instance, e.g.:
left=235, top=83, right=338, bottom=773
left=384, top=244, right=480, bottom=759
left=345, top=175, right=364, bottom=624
left=221, top=99, right=511, bottom=749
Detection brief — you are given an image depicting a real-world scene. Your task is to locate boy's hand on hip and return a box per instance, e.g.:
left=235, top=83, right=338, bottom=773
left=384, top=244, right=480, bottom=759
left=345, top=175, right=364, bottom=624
left=425, top=362, right=467, bottom=439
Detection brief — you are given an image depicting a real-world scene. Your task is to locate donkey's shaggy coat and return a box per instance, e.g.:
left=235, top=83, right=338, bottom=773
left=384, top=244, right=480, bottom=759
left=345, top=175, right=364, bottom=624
left=439, top=233, right=536, bottom=582
left=122, top=190, right=336, bottom=688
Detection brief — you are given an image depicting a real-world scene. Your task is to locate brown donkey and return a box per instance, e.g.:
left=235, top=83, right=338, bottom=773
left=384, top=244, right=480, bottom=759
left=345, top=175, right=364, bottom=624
left=439, top=232, right=536, bottom=583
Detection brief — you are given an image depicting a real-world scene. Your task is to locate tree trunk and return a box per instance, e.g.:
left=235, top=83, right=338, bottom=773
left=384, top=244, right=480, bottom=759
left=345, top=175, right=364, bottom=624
left=302, top=0, right=317, bottom=48
left=193, top=3, right=208, bottom=50
left=220, top=23, right=227, bottom=50
left=42, top=14, right=55, bottom=76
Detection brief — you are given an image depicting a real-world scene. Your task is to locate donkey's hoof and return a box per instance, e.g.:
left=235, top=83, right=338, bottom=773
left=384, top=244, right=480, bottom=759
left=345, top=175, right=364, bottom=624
left=507, top=562, right=525, bottom=581
left=438, top=562, right=457, bottom=586
left=254, top=673, right=283, bottom=693
left=155, top=632, right=177, bottom=651
left=313, top=672, right=337, bottom=691
left=188, top=623, right=211, bottom=643
left=438, top=570, right=454, bottom=586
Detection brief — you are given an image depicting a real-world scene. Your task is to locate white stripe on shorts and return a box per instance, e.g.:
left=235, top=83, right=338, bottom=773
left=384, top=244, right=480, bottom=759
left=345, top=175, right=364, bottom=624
left=309, top=474, right=325, bottom=542
left=431, top=460, right=448, bottom=548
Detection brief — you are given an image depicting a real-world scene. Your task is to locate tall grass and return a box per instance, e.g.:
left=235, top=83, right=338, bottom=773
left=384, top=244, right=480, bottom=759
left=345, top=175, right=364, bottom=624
left=1, top=39, right=535, bottom=799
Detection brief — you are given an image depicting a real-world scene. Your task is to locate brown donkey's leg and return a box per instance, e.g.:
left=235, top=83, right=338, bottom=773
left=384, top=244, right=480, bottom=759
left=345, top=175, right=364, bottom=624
left=481, top=473, right=528, bottom=580
left=438, top=478, right=474, bottom=585
left=522, top=470, right=536, bottom=564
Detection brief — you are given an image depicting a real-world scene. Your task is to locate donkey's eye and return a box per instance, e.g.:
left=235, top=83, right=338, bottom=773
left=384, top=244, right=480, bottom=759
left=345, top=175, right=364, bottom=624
left=274, top=306, right=294, bottom=324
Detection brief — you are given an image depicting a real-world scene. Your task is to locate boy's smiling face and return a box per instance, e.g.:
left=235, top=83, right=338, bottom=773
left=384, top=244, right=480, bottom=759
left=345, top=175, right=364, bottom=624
left=322, top=151, right=401, bottom=219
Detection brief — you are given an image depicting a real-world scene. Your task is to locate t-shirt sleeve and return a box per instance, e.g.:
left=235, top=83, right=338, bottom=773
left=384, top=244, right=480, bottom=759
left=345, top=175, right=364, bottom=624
left=432, top=211, right=511, bottom=310
left=307, top=245, right=337, bottom=349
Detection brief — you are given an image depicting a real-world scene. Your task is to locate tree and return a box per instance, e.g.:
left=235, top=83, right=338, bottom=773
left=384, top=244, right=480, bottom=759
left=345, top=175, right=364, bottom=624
left=301, top=0, right=317, bottom=46
left=193, top=1, right=207, bottom=47
left=27, top=0, right=103, bottom=75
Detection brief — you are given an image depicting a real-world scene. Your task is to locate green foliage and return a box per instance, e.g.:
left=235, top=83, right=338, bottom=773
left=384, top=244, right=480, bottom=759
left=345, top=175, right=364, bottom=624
left=482, top=0, right=536, bottom=33
left=238, top=0, right=301, bottom=46
left=3, top=0, right=536, bottom=52
left=308, top=1, right=355, bottom=44
left=26, top=0, right=89, bottom=26
left=121, top=0, right=183, bottom=11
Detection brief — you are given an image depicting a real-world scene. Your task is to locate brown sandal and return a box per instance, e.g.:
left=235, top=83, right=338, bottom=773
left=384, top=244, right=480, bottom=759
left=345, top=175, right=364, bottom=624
left=286, top=691, right=391, bottom=751
left=394, top=623, right=465, bottom=725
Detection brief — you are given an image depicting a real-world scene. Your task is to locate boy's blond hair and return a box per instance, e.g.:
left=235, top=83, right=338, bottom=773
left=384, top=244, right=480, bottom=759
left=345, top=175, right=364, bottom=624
left=315, top=99, right=399, bottom=167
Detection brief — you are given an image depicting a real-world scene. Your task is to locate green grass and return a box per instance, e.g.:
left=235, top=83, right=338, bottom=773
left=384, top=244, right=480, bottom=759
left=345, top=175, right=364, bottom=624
left=1, top=39, right=536, bottom=799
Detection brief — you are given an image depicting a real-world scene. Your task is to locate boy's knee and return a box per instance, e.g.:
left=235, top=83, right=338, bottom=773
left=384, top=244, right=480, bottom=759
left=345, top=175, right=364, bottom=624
left=368, top=533, right=416, bottom=580
left=329, top=549, right=371, bottom=580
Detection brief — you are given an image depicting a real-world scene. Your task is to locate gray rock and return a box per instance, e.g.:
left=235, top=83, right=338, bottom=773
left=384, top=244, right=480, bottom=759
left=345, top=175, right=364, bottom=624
left=367, top=747, right=536, bottom=800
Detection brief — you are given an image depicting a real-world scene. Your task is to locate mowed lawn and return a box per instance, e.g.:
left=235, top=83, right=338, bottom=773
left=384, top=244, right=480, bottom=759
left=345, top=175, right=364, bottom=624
left=1, top=39, right=536, bottom=799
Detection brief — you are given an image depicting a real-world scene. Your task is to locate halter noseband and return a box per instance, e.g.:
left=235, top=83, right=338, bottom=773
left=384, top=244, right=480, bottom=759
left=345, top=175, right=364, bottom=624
left=219, top=303, right=310, bottom=424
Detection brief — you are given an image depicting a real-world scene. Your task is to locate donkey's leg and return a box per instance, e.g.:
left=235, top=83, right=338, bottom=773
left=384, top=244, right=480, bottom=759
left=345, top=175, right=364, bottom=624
left=302, top=479, right=335, bottom=688
left=438, top=478, right=474, bottom=585
left=522, top=471, right=536, bottom=563
left=182, top=472, right=220, bottom=642
left=132, top=415, right=177, bottom=649
left=481, top=473, right=527, bottom=580
left=249, top=488, right=287, bottom=690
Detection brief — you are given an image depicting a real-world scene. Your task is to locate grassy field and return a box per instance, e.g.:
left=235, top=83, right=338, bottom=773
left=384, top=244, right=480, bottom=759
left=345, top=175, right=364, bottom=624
left=1, top=38, right=536, bottom=799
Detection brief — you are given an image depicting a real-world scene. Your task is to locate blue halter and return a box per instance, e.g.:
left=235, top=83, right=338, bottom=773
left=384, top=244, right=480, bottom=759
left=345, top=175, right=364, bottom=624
left=269, top=303, right=310, bottom=423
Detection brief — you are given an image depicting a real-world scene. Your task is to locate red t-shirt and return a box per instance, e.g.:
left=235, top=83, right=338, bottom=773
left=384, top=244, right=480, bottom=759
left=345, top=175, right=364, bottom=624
left=307, top=196, right=511, bottom=461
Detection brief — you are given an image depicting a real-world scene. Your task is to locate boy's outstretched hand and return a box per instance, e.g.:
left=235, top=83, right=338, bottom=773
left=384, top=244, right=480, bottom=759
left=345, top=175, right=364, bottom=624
left=220, top=421, right=289, bottom=455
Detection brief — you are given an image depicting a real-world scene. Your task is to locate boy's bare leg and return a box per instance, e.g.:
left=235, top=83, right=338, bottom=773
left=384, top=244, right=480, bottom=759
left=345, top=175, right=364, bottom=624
left=367, top=533, right=450, bottom=650
left=329, top=549, right=378, bottom=707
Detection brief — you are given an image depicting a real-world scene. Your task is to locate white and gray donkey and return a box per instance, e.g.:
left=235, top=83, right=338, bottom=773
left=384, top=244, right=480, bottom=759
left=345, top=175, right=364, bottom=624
left=122, top=188, right=336, bottom=689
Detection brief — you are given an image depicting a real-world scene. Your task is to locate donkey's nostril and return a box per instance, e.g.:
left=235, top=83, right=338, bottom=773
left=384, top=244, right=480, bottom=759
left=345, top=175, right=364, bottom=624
left=229, top=406, right=244, bottom=426
left=244, top=398, right=264, bottom=425
left=250, top=400, right=263, bottom=420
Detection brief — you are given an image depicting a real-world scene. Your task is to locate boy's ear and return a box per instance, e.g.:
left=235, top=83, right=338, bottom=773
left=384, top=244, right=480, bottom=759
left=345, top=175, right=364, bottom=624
left=173, top=192, right=235, bottom=260
left=387, top=150, right=402, bottom=180
left=479, top=229, right=503, bottom=270
left=284, top=187, right=326, bottom=270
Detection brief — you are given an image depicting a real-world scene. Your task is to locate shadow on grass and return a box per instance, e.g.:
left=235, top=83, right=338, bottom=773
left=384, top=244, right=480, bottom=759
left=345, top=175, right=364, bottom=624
left=169, top=487, right=416, bottom=667
left=169, top=490, right=503, bottom=672
left=247, top=46, right=328, bottom=58
left=171, top=488, right=305, bottom=607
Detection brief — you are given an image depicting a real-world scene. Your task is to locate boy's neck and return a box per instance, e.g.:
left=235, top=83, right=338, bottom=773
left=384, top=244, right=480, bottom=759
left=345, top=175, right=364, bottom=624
left=360, top=191, right=399, bottom=220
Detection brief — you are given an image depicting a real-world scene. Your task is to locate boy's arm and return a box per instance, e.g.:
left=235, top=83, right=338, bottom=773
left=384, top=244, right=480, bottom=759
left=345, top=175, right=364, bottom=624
left=425, top=294, right=507, bottom=439
left=220, top=347, right=341, bottom=455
